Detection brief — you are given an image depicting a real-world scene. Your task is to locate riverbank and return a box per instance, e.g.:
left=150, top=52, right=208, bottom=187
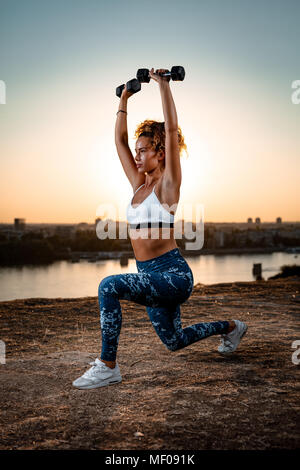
left=70, top=246, right=297, bottom=262
left=0, top=243, right=298, bottom=265
left=0, top=277, right=299, bottom=450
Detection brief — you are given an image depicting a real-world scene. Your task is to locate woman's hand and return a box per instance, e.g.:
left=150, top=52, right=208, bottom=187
left=149, top=67, right=170, bottom=84
left=120, top=85, right=134, bottom=100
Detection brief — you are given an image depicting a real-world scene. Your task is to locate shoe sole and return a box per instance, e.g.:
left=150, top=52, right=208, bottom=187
left=218, top=324, right=248, bottom=355
left=73, top=376, right=122, bottom=390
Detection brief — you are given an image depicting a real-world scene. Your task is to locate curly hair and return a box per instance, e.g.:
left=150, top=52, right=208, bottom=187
left=133, top=120, right=188, bottom=166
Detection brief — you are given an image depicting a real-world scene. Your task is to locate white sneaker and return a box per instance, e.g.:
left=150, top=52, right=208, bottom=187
left=218, top=320, right=248, bottom=354
left=72, top=358, right=122, bottom=389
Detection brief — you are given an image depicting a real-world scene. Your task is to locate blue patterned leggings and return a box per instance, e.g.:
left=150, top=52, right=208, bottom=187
left=98, top=247, right=229, bottom=361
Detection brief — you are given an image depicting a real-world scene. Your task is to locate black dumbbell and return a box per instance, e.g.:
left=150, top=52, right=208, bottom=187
left=116, top=78, right=141, bottom=98
left=136, top=66, right=185, bottom=83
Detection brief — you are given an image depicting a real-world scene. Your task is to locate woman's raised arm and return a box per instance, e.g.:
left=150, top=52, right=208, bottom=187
left=115, top=90, right=129, bottom=143
left=114, top=88, right=142, bottom=189
left=149, top=68, right=181, bottom=186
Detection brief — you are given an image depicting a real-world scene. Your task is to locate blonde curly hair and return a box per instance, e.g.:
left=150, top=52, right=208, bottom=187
left=134, top=120, right=188, bottom=166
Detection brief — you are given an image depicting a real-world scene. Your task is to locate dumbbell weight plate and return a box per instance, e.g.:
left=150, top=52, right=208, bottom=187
left=116, top=84, right=125, bottom=98
left=170, top=66, right=185, bottom=81
left=136, top=69, right=151, bottom=83
left=116, top=79, right=141, bottom=98
left=126, top=78, right=141, bottom=94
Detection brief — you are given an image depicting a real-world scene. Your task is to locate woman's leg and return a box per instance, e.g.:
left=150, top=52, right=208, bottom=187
left=146, top=303, right=230, bottom=351
left=98, top=270, right=183, bottom=363
left=98, top=270, right=229, bottom=361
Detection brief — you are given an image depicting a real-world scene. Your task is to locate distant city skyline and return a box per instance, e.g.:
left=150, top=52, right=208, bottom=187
left=1, top=0, right=299, bottom=223
left=1, top=216, right=299, bottom=226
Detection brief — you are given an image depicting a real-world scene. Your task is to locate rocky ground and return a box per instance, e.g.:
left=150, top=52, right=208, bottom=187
left=0, top=277, right=299, bottom=450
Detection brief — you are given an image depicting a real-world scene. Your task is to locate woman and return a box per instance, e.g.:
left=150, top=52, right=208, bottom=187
left=73, top=68, right=247, bottom=390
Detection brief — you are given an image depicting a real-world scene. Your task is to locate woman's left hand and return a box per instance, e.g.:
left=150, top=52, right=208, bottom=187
left=149, top=67, right=170, bottom=84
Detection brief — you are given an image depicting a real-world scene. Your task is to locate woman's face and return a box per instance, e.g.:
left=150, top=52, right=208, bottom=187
left=134, top=136, right=164, bottom=172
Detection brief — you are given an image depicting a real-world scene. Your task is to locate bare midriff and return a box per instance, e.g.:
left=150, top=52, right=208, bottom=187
left=129, top=228, right=178, bottom=261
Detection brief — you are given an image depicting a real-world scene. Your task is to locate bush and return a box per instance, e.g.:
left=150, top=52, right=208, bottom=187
left=268, top=264, right=300, bottom=279
left=0, top=240, right=56, bottom=265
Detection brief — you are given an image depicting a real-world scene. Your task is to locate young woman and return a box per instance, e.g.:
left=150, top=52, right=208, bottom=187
left=73, top=68, right=247, bottom=390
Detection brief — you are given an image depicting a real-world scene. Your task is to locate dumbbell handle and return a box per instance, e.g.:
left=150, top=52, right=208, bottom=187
left=157, top=71, right=171, bottom=77
left=143, top=70, right=171, bottom=78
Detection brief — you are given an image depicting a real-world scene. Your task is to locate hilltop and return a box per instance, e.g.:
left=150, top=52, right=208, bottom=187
left=0, top=277, right=299, bottom=450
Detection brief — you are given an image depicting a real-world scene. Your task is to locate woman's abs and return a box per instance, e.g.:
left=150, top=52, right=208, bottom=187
left=129, top=227, right=178, bottom=262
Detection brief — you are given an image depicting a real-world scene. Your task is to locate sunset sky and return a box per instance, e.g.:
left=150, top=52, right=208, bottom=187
left=0, top=0, right=299, bottom=224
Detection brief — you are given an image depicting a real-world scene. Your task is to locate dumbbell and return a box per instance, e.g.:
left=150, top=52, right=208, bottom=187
left=116, top=78, right=141, bottom=98
left=136, top=66, right=185, bottom=83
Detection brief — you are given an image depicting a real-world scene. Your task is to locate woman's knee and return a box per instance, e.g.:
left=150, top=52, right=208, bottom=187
left=166, top=342, right=179, bottom=352
left=161, top=336, right=181, bottom=352
left=98, top=275, right=117, bottom=296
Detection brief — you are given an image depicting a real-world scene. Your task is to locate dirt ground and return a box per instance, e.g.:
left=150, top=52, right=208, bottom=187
left=0, top=277, right=299, bottom=450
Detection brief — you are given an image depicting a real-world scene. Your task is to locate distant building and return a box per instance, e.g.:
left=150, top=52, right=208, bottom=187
left=276, top=217, right=282, bottom=224
left=214, top=231, right=225, bottom=247
left=14, top=218, right=26, bottom=231
left=55, top=225, right=76, bottom=238
left=255, top=217, right=261, bottom=224
left=247, top=218, right=253, bottom=224
left=77, top=222, right=89, bottom=231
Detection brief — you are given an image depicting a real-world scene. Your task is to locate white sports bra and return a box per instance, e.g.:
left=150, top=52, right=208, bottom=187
left=126, top=183, right=175, bottom=229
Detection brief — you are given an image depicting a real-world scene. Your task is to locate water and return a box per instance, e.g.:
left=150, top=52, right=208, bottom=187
left=0, top=251, right=298, bottom=301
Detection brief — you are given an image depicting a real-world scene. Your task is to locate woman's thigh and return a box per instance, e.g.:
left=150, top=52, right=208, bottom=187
left=98, top=270, right=192, bottom=308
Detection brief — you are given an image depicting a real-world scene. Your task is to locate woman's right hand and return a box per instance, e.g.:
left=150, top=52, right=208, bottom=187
left=120, top=85, right=134, bottom=100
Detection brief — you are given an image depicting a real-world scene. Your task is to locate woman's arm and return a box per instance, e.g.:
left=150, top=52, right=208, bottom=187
left=149, top=68, right=181, bottom=186
left=158, top=80, right=178, bottom=131
left=114, top=88, right=143, bottom=189
left=115, top=95, right=129, bottom=143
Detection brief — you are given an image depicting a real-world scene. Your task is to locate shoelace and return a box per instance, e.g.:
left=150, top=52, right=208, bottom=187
left=82, top=359, right=108, bottom=379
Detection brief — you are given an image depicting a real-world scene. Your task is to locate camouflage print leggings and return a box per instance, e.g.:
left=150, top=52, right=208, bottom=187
left=98, top=247, right=229, bottom=361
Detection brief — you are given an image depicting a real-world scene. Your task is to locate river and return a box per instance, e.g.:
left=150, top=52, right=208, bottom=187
left=0, top=251, right=298, bottom=301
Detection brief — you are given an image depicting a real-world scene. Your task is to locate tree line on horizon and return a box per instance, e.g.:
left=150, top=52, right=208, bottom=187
left=0, top=227, right=298, bottom=266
